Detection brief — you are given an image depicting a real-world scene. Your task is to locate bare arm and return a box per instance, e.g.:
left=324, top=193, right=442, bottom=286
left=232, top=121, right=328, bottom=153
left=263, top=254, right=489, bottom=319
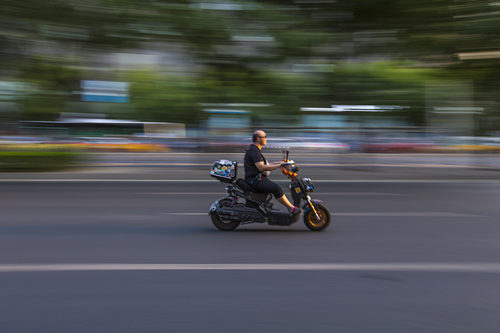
left=255, top=161, right=282, bottom=172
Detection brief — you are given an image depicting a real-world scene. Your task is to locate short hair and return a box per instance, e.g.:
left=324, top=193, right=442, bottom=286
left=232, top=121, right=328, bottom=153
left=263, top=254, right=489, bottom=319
left=252, top=130, right=264, bottom=142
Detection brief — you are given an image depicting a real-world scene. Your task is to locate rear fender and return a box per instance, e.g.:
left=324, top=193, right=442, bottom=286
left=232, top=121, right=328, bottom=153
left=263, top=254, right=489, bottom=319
left=208, top=201, right=218, bottom=215
left=208, top=197, right=232, bottom=215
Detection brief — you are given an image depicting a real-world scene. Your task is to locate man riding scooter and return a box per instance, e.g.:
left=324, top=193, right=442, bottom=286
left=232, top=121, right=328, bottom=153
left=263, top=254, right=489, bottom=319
left=244, top=130, right=301, bottom=215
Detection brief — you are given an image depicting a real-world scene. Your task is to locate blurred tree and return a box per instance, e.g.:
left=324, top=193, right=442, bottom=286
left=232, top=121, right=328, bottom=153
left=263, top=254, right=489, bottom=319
left=18, top=59, right=81, bottom=120
left=1, top=0, right=499, bottom=128
left=123, top=70, right=204, bottom=125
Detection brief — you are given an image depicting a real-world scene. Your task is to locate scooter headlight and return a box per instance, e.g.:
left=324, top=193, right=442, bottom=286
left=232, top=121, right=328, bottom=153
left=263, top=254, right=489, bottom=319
left=302, top=178, right=314, bottom=192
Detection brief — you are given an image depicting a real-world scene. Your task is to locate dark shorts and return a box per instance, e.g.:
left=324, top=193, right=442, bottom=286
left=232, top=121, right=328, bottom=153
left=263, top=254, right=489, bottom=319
left=246, top=176, right=284, bottom=199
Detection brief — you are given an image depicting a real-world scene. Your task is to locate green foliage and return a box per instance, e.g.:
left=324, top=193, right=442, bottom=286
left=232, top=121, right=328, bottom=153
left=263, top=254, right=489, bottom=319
left=19, top=59, right=81, bottom=120
left=0, top=151, right=83, bottom=172
left=2, top=0, right=500, bottom=129
left=124, top=70, right=204, bottom=125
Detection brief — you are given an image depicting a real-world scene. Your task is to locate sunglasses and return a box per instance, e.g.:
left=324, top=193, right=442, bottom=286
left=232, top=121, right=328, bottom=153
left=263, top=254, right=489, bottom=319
left=258, top=136, right=267, bottom=138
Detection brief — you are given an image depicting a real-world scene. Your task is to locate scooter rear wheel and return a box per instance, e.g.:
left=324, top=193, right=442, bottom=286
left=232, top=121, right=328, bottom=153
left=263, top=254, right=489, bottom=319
left=211, top=199, right=240, bottom=231
left=303, top=204, right=331, bottom=231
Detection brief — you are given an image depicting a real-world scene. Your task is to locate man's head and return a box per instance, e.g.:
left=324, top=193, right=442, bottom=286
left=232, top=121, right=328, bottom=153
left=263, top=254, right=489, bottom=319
left=252, top=130, right=267, bottom=147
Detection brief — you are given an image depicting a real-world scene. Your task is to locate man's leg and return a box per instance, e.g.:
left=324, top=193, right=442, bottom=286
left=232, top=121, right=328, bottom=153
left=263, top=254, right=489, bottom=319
left=276, top=194, right=293, bottom=209
left=258, top=177, right=299, bottom=213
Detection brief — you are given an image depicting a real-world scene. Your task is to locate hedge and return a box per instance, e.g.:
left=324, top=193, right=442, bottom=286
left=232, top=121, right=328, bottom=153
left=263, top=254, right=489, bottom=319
left=0, top=151, right=83, bottom=172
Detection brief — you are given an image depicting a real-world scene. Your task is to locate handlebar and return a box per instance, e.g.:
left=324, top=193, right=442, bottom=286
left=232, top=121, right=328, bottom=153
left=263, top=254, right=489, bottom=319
left=280, top=156, right=298, bottom=180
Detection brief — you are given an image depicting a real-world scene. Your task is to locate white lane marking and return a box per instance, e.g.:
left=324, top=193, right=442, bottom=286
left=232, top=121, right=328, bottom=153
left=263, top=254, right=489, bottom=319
left=91, top=162, right=488, bottom=168
left=335, top=212, right=483, bottom=217
left=143, top=192, right=403, bottom=196
left=143, top=192, right=221, bottom=195
left=164, top=213, right=207, bottom=216
left=321, top=192, right=404, bottom=196
left=88, top=152, right=498, bottom=157
left=307, top=179, right=500, bottom=184
left=1, top=179, right=500, bottom=183
left=1, top=263, right=500, bottom=273
left=163, top=212, right=482, bottom=217
left=0, top=179, right=213, bottom=182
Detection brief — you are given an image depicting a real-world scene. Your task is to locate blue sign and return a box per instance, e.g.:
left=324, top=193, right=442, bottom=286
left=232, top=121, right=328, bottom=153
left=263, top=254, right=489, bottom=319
left=81, top=80, right=129, bottom=103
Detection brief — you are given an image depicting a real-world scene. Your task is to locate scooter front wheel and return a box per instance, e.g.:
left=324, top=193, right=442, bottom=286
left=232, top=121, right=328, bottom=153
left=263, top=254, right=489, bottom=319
left=303, top=203, right=331, bottom=231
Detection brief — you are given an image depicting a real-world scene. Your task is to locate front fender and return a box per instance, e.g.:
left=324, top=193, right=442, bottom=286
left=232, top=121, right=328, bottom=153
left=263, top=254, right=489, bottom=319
left=303, top=199, right=324, bottom=212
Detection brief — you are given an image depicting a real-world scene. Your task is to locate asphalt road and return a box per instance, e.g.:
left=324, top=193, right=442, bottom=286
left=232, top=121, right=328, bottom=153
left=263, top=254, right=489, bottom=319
left=1, top=179, right=499, bottom=332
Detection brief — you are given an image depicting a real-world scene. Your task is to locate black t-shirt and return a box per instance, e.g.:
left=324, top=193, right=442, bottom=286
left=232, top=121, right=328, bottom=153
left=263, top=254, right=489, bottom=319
left=244, top=144, right=267, bottom=180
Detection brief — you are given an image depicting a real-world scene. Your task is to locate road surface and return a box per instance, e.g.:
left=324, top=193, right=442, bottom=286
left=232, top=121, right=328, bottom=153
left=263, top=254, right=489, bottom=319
left=0, top=179, right=499, bottom=332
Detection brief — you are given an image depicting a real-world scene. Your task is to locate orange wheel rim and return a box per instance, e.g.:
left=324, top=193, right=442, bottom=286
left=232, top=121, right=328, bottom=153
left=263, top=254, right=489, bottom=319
left=308, top=208, right=326, bottom=227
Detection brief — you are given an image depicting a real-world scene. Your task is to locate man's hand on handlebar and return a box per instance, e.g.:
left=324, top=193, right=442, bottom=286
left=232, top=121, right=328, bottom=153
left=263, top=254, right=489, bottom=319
left=280, top=160, right=295, bottom=166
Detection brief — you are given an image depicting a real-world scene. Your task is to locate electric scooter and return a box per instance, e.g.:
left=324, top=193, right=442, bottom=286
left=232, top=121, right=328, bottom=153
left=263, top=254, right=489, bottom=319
left=208, top=150, right=331, bottom=231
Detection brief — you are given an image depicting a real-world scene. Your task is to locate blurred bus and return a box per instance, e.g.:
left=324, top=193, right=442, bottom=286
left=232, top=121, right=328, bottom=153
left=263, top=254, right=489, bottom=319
left=21, top=117, right=186, bottom=138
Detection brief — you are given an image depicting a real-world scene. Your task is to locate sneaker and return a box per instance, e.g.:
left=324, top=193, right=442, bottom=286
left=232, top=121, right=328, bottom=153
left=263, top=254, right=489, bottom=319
left=289, top=206, right=301, bottom=215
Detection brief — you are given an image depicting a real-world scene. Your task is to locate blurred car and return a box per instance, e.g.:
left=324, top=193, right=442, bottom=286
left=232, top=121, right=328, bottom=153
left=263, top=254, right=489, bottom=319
left=72, top=137, right=169, bottom=152
left=146, top=137, right=205, bottom=151
left=422, top=136, right=500, bottom=153
left=205, top=135, right=249, bottom=152
left=0, top=136, right=58, bottom=150
left=0, top=136, right=169, bottom=152
left=0, top=135, right=52, bottom=144
left=267, top=137, right=350, bottom=153
left=361, top=137, right=436, bottom=153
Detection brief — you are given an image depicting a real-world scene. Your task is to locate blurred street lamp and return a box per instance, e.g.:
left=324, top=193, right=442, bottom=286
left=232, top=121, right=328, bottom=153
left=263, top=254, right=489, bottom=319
left=300, top=105, right=408, bottom=112
left=457, top=50, right=500, bottom=60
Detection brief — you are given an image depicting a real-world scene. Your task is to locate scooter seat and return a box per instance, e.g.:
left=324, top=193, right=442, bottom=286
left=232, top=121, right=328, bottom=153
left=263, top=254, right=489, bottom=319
left=235, top=178, right=258, bottom=193
left=235, top=178, right=270, bottom=204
